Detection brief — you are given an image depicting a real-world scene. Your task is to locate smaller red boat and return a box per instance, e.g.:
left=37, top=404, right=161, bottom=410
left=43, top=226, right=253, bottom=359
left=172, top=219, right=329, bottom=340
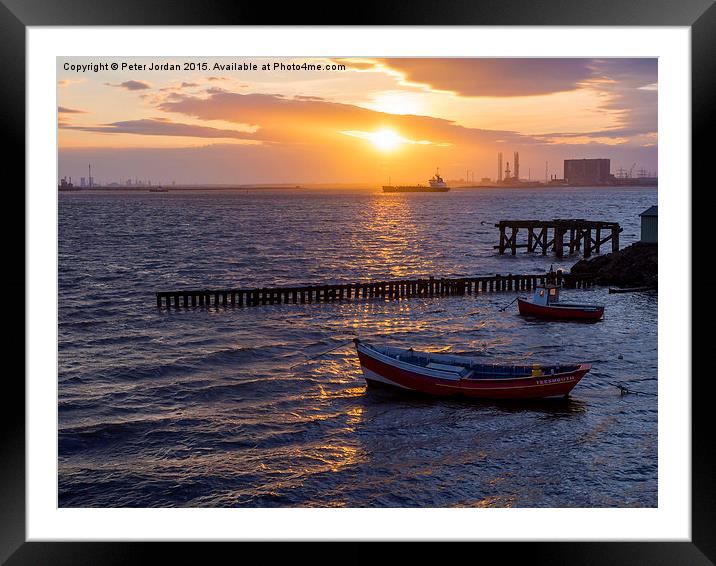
left=354, top=339, right=590, bottom=400
left=517, top=284, right=604, bottom=321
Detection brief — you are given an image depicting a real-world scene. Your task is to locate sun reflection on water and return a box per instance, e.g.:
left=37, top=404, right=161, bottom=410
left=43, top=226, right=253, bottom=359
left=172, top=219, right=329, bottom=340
left=350, top=195, right=437, bottom=279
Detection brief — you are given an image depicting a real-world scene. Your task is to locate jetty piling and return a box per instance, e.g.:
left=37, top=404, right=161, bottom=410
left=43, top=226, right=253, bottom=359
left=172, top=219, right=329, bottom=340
left=495, top=219, right=622, bottom=258
left=155, top=271, right=595, bottom=309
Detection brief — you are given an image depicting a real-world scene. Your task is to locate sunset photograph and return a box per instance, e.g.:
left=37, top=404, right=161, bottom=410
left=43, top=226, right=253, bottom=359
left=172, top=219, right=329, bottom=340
left=57, top=57, right=658, bottom=509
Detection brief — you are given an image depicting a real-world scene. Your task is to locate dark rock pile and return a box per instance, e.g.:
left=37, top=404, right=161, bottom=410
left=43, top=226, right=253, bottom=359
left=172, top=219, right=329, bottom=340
left=570, top=241, right=657, bottom=288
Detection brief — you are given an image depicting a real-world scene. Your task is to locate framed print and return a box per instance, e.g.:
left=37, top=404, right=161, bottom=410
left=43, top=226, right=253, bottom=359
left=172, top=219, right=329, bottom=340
left=5, top=0, right=713, bottom=563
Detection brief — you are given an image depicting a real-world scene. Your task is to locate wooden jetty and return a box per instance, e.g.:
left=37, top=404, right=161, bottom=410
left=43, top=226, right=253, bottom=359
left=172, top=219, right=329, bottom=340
left=156, top=271, right=595, bottom=309
left=495, top=219, right=622, bottom=258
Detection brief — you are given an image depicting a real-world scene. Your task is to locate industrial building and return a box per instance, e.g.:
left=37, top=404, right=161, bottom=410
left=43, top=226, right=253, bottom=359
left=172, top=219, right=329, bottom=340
left=496, top=151, right=520, bottom=184
left=564, top=159, right=611, bottom=185
left=639, top=206, right=658, bottom=243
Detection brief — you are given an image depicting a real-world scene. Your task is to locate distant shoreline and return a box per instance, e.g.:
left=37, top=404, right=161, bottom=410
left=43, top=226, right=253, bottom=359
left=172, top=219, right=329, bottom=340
left=58, top=185, right=306, bottom=192
left=59, top=183, right=657, bottom=193
left=455, top=183, right=657, bottom=189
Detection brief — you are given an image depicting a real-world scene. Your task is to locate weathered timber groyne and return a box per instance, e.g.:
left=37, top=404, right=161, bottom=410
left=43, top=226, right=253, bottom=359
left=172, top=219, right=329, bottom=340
left=495, top=219, right=622, bottom=258
left=156, top=272, right=594, bottom=309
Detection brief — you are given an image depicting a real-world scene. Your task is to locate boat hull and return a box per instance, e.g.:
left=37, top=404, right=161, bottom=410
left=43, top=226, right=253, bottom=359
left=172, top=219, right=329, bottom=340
left=355, top=343, right=589, bottom=400
left=517, top=298, right=604, bottom=320
left=382, top=186, right=450, bottom=193
left=608, top=286, right=655, bottom=294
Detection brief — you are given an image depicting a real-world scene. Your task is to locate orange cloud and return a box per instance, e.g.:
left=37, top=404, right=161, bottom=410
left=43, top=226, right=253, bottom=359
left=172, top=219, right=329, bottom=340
left=157, top=91, right=531, bottom=146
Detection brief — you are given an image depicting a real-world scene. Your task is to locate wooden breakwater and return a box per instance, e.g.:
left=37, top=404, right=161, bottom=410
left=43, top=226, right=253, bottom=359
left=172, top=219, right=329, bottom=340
left=156, top=271, right=595, bottom=309
left=495, top=219, right=622, bottom=258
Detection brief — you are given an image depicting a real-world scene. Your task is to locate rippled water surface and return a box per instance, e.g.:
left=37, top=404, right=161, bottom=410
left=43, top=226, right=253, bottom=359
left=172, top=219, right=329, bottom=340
left=58, top=187, right=657, bottom=507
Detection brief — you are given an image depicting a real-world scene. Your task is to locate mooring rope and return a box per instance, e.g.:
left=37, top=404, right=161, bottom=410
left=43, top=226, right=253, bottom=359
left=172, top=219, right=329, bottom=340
left=498, top=297, right=520, bottom=312
left=609, top=382, right=657, bottom=396
left=289, top=338, right=357, bottom=370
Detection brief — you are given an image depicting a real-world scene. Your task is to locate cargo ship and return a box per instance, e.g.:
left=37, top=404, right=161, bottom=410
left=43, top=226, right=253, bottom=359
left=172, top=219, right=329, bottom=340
left=382, top=169, right=450, bottom=193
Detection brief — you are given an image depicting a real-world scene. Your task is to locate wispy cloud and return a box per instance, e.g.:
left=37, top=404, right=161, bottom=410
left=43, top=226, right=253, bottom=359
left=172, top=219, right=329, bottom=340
left=61, top=118, right=257, bottom=140
left=104, top=80, right=152, bottom=91
left=58, top=106, right=87, bottom=114
left=585, top=59, right=658, bottom=139
left=58, top=78, right=86, bottom=87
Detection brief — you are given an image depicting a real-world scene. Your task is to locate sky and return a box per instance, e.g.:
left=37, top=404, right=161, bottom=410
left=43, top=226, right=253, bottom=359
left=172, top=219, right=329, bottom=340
left=57, top=57, right=657, bottom=185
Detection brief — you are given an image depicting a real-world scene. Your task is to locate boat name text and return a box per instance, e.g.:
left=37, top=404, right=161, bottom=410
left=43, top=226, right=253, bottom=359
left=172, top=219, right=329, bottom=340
left=536, top=376, right=575, bottom=385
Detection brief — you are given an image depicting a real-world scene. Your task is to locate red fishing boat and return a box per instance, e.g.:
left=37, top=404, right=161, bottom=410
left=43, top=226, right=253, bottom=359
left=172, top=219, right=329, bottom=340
left=354, top=339, right=590, bottom=400
left=517, top=284, right=604, bottom=320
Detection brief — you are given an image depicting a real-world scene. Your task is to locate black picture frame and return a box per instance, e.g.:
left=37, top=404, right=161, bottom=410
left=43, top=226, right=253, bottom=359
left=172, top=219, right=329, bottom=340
left=4, top=0, right=712, bottom=563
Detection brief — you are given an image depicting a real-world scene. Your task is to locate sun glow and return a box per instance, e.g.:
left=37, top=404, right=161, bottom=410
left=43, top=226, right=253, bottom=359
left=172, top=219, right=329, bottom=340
left=365, top=91, right=424, bottom=116
left=368, top=128, right=404, bottom=151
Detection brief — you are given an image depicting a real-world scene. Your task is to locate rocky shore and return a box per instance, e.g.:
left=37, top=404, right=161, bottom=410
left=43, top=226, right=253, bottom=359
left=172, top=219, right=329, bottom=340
left=570, top=241, right=657, bottom=288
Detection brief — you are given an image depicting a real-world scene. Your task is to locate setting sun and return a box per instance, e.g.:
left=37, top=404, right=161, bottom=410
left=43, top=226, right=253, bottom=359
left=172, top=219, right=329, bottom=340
left=369, top=128, right=403, bottom=151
